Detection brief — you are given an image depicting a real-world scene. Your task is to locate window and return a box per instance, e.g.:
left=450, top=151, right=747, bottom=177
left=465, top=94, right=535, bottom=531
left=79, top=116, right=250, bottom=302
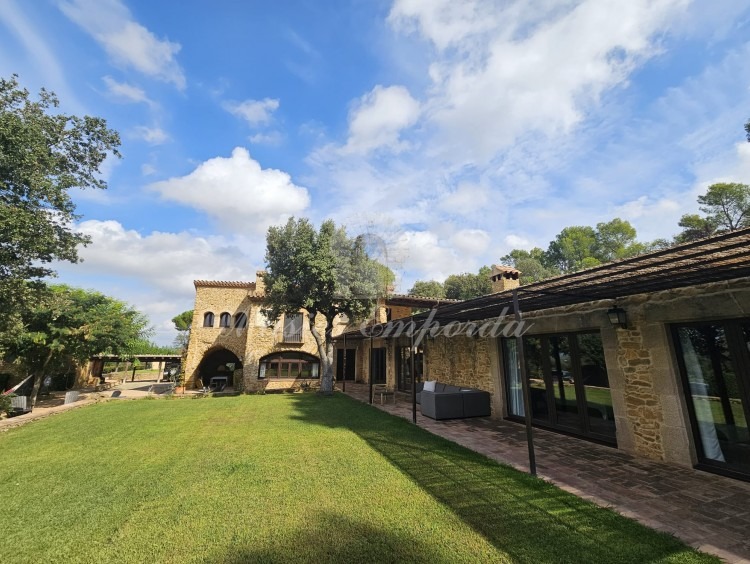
left=203, top=312, right=215, bottom=327
left=502, top=331, right=616, bottom=443
left=219, top=312, right=231, bottom=328
left=258, top=352, right=320, bottom=379
left=673, top=321, right=750, bottom=479
left=283, top=313, right=303, bottom=342
left=234, top=312, right=247, bottom=329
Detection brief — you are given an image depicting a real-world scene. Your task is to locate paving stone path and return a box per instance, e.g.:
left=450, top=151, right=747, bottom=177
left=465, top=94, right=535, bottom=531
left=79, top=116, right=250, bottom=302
left=340, top=383, right=750, bottom=563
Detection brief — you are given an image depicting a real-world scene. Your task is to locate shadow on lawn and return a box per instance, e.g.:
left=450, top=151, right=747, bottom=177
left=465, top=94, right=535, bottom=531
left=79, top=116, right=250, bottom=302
left=220, top=511, right=451, bottom=564
left=282, top=393, right=711, bottom=564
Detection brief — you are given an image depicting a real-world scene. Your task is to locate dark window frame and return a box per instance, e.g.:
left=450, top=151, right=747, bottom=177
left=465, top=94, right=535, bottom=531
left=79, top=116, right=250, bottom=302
left=283, top=312, right=303, bottom=343
left=219, top=312, right=231, bottom=328
left=234, top=312, right=247, bottom=329
left=501, top=330, right=617, bottom=445
left=671, top=319, right=750, bottom=482
left=203, top=312, right=215, bottom=328
left=258, top=351, right=320, bottom=379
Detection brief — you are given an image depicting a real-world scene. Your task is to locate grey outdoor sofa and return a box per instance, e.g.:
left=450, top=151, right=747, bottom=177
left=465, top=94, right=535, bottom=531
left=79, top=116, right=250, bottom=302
left=417, top=381, right=491, bottom=420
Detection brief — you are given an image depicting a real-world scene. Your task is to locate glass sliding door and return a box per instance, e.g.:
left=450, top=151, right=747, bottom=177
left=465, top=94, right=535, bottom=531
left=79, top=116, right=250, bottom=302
left=396, top=345, right=424, bottom=392
left=335, top=349, right=356, bottom=381
left=503, top=339, right=524, bottom=417
left=370, top=348, right=386, bottom=384
left=673, top=322, right=750, bottom=478
left=577, top=333, right=615, bottom=438
left=524, top=336, right=550, bottom=421
left=549, top=335, right=580, bottom=431
left=502, top=331, right=617, bottom=444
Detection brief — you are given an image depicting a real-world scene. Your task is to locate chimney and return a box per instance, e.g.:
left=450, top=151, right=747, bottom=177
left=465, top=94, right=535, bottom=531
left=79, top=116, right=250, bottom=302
left=255, top=270, right=266, bottom=295
left=490, top=264, right=521, bottom=293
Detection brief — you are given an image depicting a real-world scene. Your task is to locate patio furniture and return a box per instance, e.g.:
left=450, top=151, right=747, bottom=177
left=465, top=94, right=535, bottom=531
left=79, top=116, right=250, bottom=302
left=419, top=381, right=491, bottom=420
left=372, top=384, right=395, bottom=405
left=9, top=395, right=32, bottom=417
left=210, top=376, right=228, bottom=392
left=64, top=391, right=80, bottom=404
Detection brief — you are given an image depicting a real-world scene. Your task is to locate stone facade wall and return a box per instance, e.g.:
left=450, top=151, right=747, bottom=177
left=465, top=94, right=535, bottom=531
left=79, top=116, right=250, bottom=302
left=424, top=335, right=495, bottom=409
left=389, top=305, right=413, bottom=320
left=614, top=307, right=665, bottom=460
left=491, top=277, right=750, bottom=465
left=185, top=280, right=353, bottom=392
left=184, top=286, right=254, bottom=389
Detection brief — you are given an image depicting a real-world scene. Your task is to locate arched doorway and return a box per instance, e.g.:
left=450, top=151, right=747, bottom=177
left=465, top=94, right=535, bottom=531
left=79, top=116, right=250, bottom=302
left=197, top=348, right=243, bottom=388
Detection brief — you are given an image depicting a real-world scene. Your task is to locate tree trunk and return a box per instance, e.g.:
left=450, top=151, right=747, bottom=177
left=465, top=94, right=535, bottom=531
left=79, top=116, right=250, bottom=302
left=30, top=350, right=54, bottom=407
left=308, top=312, right=335, bottom=395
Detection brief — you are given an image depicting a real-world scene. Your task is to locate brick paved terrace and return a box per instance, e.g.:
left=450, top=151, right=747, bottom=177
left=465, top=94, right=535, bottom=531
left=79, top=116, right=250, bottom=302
left=339, top=383, right=750, bottom=563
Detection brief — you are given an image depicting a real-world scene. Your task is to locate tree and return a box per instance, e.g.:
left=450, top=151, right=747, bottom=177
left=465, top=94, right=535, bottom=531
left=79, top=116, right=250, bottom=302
left=594, top=218, right=644, bottom=261
left=407, top=280, right=445, bottom=298
left=544, top=226, right=599, bottom=272
left=697, top=182, right=750, bottom=231
left=0, top=75, right=120, bottom=333
left=172, top=310, right=193, bottom=349
left=3, top=285, right=149, bottom=406
left=262, top=218, right=381, bottom=394
left=745, top=118, right=749, bottom=143
left=674, top=214, right=717, bottom=243
left=444, top=266, right=492, bottom=300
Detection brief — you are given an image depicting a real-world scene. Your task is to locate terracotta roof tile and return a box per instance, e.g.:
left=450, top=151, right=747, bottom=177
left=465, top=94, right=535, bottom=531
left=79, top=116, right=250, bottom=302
left=193, top=280, right=256, bottom=289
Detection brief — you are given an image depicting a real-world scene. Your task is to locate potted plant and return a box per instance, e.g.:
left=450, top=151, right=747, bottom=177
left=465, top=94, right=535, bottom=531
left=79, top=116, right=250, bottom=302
left=173, top=367, right=185, bottom=394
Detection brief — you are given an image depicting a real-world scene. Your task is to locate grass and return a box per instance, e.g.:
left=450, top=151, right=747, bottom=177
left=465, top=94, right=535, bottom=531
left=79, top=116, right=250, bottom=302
left=0, top=394, right=717, bottom=564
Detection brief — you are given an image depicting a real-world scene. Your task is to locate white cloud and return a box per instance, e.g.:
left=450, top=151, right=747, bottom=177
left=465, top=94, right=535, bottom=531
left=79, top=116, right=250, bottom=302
left=0, top=0, right=84, bottom=113
left=342, top=85, right=421, bottom=154
left=73, top=220, right=252, bottom=295
left=390, top=0, right=690, bottom=162
left=249, top=131, right=284, bottom=146
left=438, top=182, right=489, bottom=216
left=149, top=147, right=310, bottom=233
left=503, top=234, right=534, bottom=249
left=141, top=163, right=157, bottom=176
left=59, top=0, right=186, bottom=89
left=224, top=98, right=280, bottom=127
left=57, top=220, right=259, bottom=344
left=132, top=125, right=169, bottom=145
left=102, top=75, right=153, bottom=105
left=450, top=229, right=491, bottom=255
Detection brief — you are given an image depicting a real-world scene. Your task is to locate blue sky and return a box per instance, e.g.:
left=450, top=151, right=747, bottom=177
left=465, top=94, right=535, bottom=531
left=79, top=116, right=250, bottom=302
left=1, top=0, right=749, bottom=345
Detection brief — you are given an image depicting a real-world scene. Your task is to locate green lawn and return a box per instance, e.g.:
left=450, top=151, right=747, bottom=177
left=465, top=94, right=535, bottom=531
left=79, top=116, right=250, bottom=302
left=0, top=394, right=716, bottom=564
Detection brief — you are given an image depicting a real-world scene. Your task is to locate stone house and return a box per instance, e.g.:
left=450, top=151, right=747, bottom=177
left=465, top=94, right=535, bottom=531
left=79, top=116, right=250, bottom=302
left=183, top=272, right=440, bottom=393
left=335, top=229, right=750, bottom=483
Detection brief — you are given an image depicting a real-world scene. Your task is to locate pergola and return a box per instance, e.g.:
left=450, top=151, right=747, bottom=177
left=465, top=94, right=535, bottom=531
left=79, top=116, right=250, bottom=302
left=90, top=354, right=182, bottom=383
left=335, top=227, right=750, bottom=474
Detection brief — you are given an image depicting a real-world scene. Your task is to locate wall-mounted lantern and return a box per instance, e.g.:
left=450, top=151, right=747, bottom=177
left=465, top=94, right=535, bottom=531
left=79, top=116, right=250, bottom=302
left=607, top=306, right=628, bottom=329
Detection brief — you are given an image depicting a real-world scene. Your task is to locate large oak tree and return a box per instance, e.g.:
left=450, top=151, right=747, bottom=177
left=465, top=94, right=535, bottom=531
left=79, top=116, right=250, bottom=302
left=262, top=218, right=382, bottom=394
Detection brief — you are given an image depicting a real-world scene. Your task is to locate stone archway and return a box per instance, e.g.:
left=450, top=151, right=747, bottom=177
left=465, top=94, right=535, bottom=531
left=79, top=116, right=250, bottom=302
left=197, top=348, right=243, bottom=388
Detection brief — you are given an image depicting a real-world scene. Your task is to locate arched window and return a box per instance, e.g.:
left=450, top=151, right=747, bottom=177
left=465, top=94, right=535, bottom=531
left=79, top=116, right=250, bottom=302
left=234, top=312, right=247, bottom=329
left=258, top=352, right=320, bottom=379
left=203, top=312, right=215, bottom=327
left=219, top=312, right=231, bottom=328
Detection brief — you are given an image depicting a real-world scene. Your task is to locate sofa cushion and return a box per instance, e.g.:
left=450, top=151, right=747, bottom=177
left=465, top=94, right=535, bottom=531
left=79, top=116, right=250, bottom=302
left=423, top=380, right=436, bottom=392
left=444, top=385, right=461, bottom=393
left=435, top=383, right=446, bottom=392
